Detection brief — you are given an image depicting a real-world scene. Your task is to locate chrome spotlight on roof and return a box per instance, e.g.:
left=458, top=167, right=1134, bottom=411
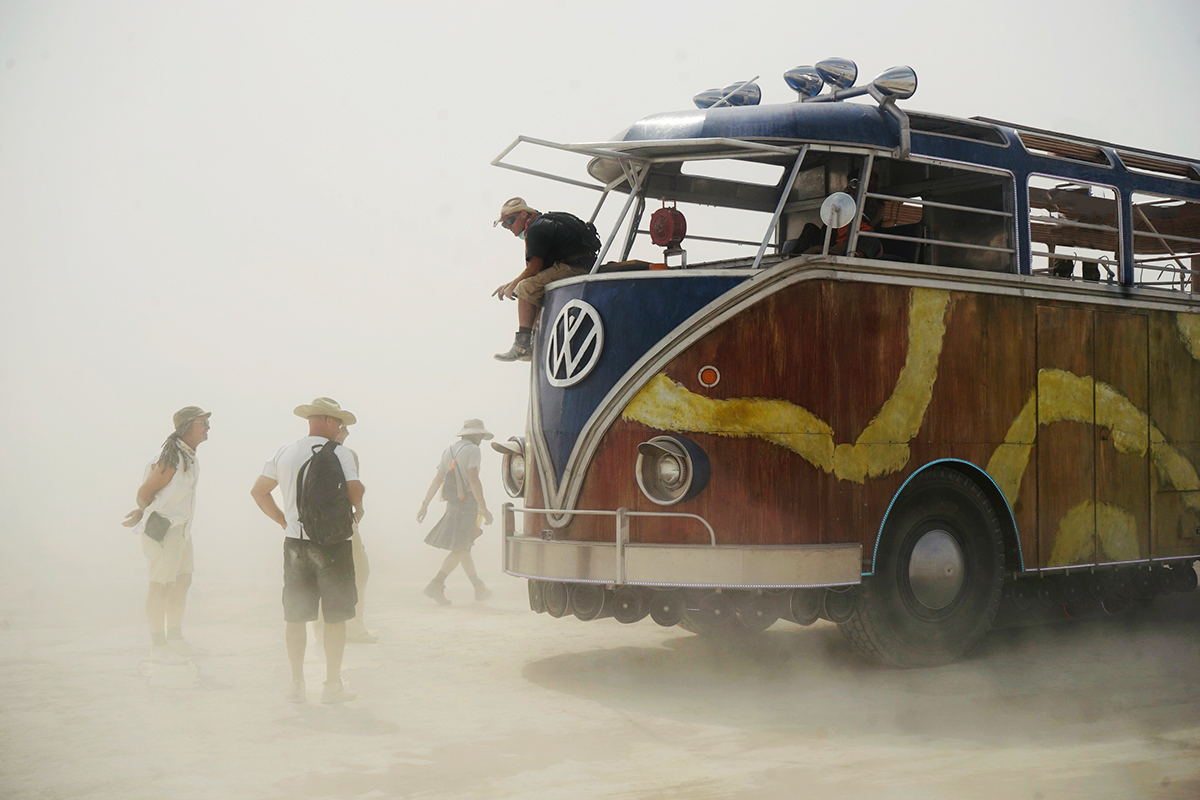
left=816, top=57, right=857, bottom=90
left=784, top=66, right=823, bottom=99
left=693, top=88, right=724, bottom=109
left=871, top=65, right=918, bottom=100
left=720, top=81, right=761, bottom=107
left=694, top=78, right=761, bottom=109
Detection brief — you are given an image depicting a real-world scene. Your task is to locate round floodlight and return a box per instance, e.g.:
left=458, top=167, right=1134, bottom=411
left=657, top=454, right=684, bottom=486
left=720, top=81, right=761, bottom=107
left=820, top=192, right=858, bottom=229
left=816, top=57, right=858, bottom=90
left=784, top=66, right=824, bottom=99
left=872, top=65, right=918, bottom=100
left=635, top=436, right=709, bottom=506
left=491, top=436, right=526, bottom=498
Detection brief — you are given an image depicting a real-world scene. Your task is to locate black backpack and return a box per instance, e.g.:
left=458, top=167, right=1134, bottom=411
left=296, top=440, right=354, bottom=545
left=543, top=211, right=602, bottom=255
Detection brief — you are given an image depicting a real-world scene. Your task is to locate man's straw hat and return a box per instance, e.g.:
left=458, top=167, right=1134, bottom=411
left=293, top=397, right=357, bottom=425
left=457, top=418, right=493, bottom=439
left=493, top=197, right=538, bottom=227
left=173, top=406, right=211, bottom=429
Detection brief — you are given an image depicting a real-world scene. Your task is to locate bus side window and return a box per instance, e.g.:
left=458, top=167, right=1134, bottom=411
left=1029, top=176, right=1120, bottom=283
left=1130, top=191, right=1200, bottom=292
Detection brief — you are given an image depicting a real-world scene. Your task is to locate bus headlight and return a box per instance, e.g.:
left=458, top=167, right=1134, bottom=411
left=491, top=436, right=526, bottom=498
left=636, top=435, right=710, bottom=506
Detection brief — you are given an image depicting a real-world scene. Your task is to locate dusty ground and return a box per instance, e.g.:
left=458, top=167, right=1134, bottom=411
left=2, top=572, right=1198, bottom=800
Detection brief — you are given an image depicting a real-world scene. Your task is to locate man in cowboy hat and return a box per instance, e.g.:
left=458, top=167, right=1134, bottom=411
left=491, top=197, right=600, bottom=362
left=251, top=397, right=364, bottom=704
left=417, top=419, right=495, bottom=604
left=122, top=405, right=212, bottom=663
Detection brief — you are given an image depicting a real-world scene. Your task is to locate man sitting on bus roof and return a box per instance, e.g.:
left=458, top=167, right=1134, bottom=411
left=491, top=197, right=600, bottom=362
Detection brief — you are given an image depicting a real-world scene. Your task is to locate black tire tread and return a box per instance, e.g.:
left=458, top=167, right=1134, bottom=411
left=839, top=467, right=1005, bottom=668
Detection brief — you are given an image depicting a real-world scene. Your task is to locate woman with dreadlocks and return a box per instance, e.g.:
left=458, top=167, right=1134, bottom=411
left=122, top=405, right=211, bottom=664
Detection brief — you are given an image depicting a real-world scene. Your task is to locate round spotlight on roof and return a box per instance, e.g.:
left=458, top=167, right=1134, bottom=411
left=815, top=57, right=858, bottom=90
left=784, top=66, right=824, bottom=99
left=872, top=65, right=918, bottom=100
left=693, top=88, right=723, bottom=109
left=720, top=81, right=761, bottom=107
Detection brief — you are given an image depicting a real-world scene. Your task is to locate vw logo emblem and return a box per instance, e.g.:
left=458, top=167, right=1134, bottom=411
left=545, top=299, right=604, bottom=387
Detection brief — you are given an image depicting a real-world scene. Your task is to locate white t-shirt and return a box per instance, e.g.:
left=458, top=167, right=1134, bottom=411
left=262, top=436, right=360, bottom=539
left=136, top=443, right=199, bottom=537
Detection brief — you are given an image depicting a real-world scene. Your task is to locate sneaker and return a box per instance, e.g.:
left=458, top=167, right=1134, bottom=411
left=494, top=333, right=532, bottom=362
left=286, top=680, right=306, bottom=703
left=346, top=629, right=379, bottom=644
left=473, top=583, right=493, bottom=602
left=321, top=680, right=357, bottom=704
left=151, top=644, right=190, bottom=665
left=167, top=638, right=208, bottom=657
left=423, top=582, right=452, bottom=606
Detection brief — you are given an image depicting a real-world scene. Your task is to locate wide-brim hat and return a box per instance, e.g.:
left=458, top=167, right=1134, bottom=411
left=293, top=397, right=357, bottom=425
left=457, top=418, right=493, bottom=439
left=493, top=197, right=538, bottom=227
left=173, top=406, right=212, bottom=429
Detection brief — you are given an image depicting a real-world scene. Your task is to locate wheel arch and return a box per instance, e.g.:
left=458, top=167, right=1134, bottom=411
left=864, top=459, right=1024, bottom=577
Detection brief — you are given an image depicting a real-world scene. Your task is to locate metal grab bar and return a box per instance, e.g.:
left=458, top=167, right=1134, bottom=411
left=502, top=504, right=718, bottom=586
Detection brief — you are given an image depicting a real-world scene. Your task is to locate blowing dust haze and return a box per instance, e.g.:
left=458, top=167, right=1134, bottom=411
left=2, top=2, right=1199, bottom=798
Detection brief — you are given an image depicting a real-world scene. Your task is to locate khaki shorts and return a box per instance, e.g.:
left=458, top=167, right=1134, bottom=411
left=143, top=525, right=193, bottom=584
left=516, top=261, right=589, bottom=304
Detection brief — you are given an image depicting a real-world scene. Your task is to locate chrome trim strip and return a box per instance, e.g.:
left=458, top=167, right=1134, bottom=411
left=504, top=536, right=863, bottom=588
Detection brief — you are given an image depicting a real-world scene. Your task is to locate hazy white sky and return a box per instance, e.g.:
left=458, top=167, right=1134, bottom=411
left=1, top=1, right=1197, bottom=597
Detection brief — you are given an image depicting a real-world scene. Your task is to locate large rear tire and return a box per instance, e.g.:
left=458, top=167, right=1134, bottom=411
left=841, top=467, right=1004, bottom=668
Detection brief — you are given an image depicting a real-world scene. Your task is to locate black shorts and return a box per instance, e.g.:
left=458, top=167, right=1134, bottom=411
left=282, top=538, right=357, bottom=624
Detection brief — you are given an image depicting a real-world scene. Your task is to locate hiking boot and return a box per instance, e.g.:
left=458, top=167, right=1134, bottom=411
left=423, top=581, right=451, bottom=606
left=150, top=644, right=190, bottom=665
left=321, top=679, right=357, bottom=704
left=167, top=638, right=207, bottom=657
left=494, top=332, right=532, bottom=362
left=286, top=679, right=306, bottom=703
left=346, top=628, right=379, bottom=644
left=473, top=582, right=493, bottom=602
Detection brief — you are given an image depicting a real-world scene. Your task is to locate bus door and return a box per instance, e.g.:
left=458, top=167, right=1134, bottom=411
left=1036, top=306, right=1150, bottom=568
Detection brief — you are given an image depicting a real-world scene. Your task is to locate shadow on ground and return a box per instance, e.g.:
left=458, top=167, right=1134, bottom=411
left=522, top=593, right=1200, bottom=747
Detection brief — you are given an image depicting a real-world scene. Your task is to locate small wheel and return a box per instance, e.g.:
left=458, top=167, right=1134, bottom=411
left=683, top=592, right=737, bottom=635
left=1178, top=561, right=1199, bottom=593
left=613, top=586, right=650, bottom=624
left=569, top=583, right=610, bottom=621
left=1133, top=567, right=1157, bottom=599
left=822, top=587, right=858, bottom=624
left=788, top=588, right=822, bottom=626
left=649, top=590, right=685, bottom=627
left=528, top=579, right=546, bottom=614
left=1004, top=580, right=1033, bottom=613
left=840, top=467, right=1004, bottom=668
left=543, top=581, right=569, bottom=618
left=736, top=594, right=779, bottom=632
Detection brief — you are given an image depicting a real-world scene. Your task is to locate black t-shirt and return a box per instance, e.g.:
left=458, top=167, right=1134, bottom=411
left=524, top=213, right=596, bottom=270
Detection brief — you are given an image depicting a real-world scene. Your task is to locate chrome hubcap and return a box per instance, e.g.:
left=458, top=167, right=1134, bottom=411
left=908, top=529, right=964, bottom=610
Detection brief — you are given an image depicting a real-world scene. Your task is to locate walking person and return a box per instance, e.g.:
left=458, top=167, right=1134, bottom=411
left=122, top=406, right=211, bottom=663
left=250, top=397, right=364, bottom=704
left=416, top=419, right=495, bottom=605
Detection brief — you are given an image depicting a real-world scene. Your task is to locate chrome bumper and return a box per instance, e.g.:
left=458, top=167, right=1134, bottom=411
left=501, top=503, right=862, bottom=589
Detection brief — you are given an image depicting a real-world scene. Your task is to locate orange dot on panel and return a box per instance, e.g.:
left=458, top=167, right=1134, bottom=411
left=698, top=366, right=720, bottom=388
